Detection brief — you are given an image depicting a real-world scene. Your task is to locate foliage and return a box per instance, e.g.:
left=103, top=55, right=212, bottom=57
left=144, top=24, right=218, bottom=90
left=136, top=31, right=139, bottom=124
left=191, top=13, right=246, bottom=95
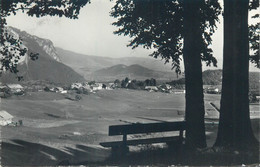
left=114, top=79, right=121, bottom=84
left=248, top=0, right=259, bottom=68
left=167, top=70, right=259, bottom=93
left=119, top=77, right=157, bottom=89
left=0, top=27, right=27, bottom=80
left=248, top=14, right=259, bottom=68
left=0, top=0, right=90, bottom=78
left=121, top=77, right=129, bottom=88
left=202, top=69, right=222, bottom=85
left=249, top=92, right=259, bottom=103
left=111, top=0, right=221, bottom=74
left=168, top=78, right=185, bottom=85
left=88, top=81, right=96, bottom=85
left=43, top=86, right=50, bottom=92
left=144, top=78, right=156, bottom=86
left=102, top=84, right=107, bottom=89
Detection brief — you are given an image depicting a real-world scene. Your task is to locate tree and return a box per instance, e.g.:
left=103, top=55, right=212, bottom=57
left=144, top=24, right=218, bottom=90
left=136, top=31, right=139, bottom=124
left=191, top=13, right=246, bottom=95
left=150, top=78, right=156, bottom=86
left=121, top=77, right=129, bottom=88
left=182, top=0, right=207, bottom=149
left=214, top=0, right=259, bottom=151
left=0, top=0, right=90, bottom=79
left=114, top=79, right=121, bottom=84
left=111, top=0, right=221, bottom=149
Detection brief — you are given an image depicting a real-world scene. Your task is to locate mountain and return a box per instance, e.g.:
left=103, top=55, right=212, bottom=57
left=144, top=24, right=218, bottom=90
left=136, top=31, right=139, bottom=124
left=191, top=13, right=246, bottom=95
left=0, top=27, right=85, bottom=84
left=56, top=47, right=176, bottom=80
left=91, top=64, right=179, bottom=81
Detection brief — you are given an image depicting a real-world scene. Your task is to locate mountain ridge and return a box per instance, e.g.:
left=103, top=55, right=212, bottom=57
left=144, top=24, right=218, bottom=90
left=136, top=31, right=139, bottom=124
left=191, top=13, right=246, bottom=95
left=91, top=64, right=179, bottom=81
left=56, top=47, right=177, bottom=80
left=0, top=27, right=85, bottom=84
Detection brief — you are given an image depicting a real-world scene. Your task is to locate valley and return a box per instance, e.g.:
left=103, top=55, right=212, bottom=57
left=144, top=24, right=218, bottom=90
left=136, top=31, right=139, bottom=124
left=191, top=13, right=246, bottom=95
left=0, top=27, right=259, bottom=166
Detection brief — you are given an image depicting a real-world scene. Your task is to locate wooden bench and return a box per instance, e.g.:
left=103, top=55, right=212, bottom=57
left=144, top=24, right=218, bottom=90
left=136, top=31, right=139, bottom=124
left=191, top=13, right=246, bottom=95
left=100, top=121, right=186, bottom=154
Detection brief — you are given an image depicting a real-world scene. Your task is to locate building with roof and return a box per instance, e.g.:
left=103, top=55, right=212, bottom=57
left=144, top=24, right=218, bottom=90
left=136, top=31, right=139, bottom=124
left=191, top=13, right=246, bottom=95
left=0, top=110, right=13, bottom=126
left=145, top=86, right=158, bottom=91
left=7, top=84, right=24, bottom=95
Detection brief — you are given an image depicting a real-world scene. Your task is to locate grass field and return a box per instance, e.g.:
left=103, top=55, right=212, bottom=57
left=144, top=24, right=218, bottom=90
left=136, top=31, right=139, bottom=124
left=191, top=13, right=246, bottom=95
left=0, top=89, right=259, bottom=165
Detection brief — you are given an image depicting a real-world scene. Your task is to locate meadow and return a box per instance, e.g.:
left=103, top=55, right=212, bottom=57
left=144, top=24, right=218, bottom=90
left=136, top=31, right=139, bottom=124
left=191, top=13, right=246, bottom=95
left=0, top=89, right=258, bottom=165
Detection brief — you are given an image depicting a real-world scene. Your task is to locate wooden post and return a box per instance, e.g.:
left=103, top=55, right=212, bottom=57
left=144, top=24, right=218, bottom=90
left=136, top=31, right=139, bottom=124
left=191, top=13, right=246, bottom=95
left=179, top=130, right=183, bottom=138
left=122, top=134, right=129, bottom=156
left=123, top=134, right=127, bottom=146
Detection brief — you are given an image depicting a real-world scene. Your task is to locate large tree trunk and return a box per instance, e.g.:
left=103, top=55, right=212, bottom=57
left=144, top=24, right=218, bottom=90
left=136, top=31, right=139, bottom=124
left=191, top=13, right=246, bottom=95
left=183, top=0, right=207, bottom=149
left=214, top=0, right=259, bottom=150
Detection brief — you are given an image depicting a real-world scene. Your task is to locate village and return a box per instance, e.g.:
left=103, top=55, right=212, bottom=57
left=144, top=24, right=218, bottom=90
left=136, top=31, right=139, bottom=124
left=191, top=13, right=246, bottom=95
left=0, top=78, right=223, bottom=128
left=0, top=78, right=223, bottom=99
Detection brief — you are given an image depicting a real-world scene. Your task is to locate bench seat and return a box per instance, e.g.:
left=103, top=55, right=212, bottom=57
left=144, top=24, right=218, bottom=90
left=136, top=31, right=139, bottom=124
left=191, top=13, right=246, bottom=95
left=100, top=136, right=182, bottom=147
left=100, top=121, right=186, bottom=155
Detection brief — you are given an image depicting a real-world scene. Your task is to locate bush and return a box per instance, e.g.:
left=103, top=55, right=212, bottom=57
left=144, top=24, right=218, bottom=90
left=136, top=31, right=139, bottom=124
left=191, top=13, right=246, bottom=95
left=75, top=95, right=81, bottom=101
left=44, top=86, right=50, bottom=92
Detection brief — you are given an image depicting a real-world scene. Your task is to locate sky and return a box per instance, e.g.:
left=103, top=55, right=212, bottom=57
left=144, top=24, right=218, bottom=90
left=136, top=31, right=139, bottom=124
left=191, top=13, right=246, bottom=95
left=6, top=0, right=258, bottom=71
left=6, top=0, right=153, bottom=58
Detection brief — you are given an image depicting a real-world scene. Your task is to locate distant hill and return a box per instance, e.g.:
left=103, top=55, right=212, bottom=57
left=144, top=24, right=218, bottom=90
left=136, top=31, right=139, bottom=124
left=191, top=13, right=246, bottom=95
left=168, top=70, right=259, bottom=91
left=56, top=47, right=176, bottom=80
left=91, top=64, right=179, bottom=81
left=202, top=70, right=259, bottom=88
left=202, top=69, right=222, bottom=85
left=0, top=27, right=85, bottom=84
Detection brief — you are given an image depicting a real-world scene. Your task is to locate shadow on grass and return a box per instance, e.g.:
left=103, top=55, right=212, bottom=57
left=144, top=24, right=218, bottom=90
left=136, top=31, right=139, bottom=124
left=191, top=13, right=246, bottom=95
left=98, top=145, right=259, bottom=166
left=2, top=119, right=259, bottom=166
left=1, top=139, right=110, bottom=166
left=97, top=118, right=260, bottom=166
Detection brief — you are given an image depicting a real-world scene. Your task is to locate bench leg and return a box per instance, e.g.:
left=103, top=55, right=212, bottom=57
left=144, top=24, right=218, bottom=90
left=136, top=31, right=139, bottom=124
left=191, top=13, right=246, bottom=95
left=166, top=137, right=184, bottom=151
left=111, top=145, right=129, bottom=157
left=110, top=134, right=129, bottom=158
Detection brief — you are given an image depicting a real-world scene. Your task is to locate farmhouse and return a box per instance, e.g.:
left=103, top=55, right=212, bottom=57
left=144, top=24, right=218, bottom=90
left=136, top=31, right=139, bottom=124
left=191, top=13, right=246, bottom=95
left=0, top=85, right=8, bottom=90
left=71, top=83, right=83, bottom=89
left=0, top=85, right=9, bottom=92
left=7, top=84, right=24, bottom=95
left=206, top=87, right=220, bottom=94
left=145, top=86, right=158, bottom=91
left=91, top=83, right=103, bottom=91
left=108, top=83, right=116, bottom=89
left=83, top=84, right=91, bottom=90
left=173, top=89, right=186, bottom=94
left=0, top=110, right=13, bottom=126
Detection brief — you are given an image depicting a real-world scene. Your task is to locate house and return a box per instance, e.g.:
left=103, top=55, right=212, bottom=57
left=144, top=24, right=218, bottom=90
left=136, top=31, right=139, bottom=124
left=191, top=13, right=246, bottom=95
left=173, top=89, right=186, bottom=94
left=0, top=85, right=8, bottom=91
left=61, top=90, right=68, bottom=94
left=7, top=84, right=23, bottom=90
left=71, top=83, right=83, bottom=90
left=158, top=84, right=172, bottom=92
left=55, top=87, right=64, bottom=93
left=206, top=87, right=220, bottom=94
left=83, top=84, right=91, bottom=90
left=108, top=83, right=116, bottom=89
left=91, top=83, right=103, bottom=91
left=164, top=84, right=172, bottom=90
left=0, top=110, right=13, bottom=126
left=7, top=84, right=24, bottom=95
left=145, top=86, right=158, bottom=91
